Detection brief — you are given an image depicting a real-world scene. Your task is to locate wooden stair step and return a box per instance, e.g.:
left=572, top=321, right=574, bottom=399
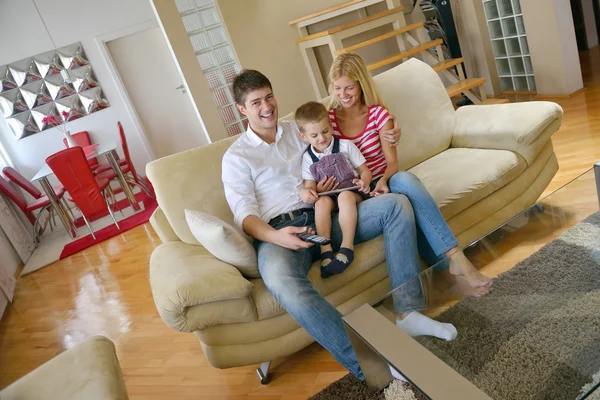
left=446, top=78, right=487, bottom=98
left=481, top=98, right=510, bottom=105
left=367, top=39, right=443, bottom=71
left=432, top=58, right=464, bottom=73
left=296, top=6, right=405, bottom=43
left=289, top=0, right=369, bottom=26
left=335, top=21, right=425, bottom=55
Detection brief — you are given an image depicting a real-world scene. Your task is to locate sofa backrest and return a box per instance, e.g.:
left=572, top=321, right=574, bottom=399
left=148, top=59, right=456, bottom=244
left=147, top=137, right=238, bottom=245
left=373, top=58, right=456, bottom=171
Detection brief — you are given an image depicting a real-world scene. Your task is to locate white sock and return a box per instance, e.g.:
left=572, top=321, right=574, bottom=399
left=396, top=311, right=457, bottom=341
left=389, top=365, right=407, bottom=382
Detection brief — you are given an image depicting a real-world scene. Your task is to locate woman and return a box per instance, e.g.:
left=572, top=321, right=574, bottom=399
left=324, top=53, right=492, bottom=292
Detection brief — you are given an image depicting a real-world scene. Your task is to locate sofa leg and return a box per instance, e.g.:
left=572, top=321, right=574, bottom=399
left=532, top=203, right=545, bottom=213
left=256, top=361, right=271, bottom=384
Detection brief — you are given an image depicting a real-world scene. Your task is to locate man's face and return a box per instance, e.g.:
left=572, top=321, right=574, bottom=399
left=299, top=118, right=333, bottom=153
left=236, top=87, right=278, bottom=134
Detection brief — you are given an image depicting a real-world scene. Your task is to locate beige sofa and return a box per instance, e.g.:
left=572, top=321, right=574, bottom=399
left=0, top=336, right=128, bottom=399
left=147, top=59, right=562, bottom=381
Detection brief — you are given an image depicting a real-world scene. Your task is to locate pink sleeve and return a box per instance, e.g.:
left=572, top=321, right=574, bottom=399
left=375, top=106, right=391, bottom=131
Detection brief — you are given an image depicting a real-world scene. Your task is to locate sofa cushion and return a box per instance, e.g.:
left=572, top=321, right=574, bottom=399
left=185, top=209, right=259, bottom=278
left=409, top=148, right=527, bottom=220
left=251, top=236, right=386, bottom=320
left=374, top=58, right=456, bottom=171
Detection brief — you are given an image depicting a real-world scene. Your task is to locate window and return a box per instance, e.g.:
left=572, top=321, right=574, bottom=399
left=175, top=0, right=247, bottom=136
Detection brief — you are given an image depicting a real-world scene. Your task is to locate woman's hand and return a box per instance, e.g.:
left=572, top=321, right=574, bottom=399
left=299, top=188, right=318, bottom=204
left=370, top=180, right=390, bottom=197
left=380, top=114, right=401, bottom=147
left=316, top=176, right=338, bottom=193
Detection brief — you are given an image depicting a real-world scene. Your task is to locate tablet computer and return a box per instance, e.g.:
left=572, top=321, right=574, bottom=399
left=318, top=185, right=361, bottom=196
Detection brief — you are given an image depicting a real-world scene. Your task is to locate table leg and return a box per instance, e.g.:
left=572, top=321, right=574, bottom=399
left=106, top=150, right=140, bottom=211
left=343, top=304, right=492, bottom=399
left=39, top=177, right=76, bottom=238
left=595, top=162, right=600, bottom=208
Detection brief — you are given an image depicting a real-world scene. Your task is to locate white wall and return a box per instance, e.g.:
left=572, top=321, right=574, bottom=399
left=522, top=0, right=583, bottom=95
left=0, top=0, right=157, bottom=179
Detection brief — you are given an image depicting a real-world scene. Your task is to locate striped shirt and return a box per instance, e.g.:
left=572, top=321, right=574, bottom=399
left=329, top=105, right=391, bottom=178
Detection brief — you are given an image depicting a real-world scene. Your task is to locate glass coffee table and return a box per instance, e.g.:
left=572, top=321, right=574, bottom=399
left=343, top=165, right=600, bottom=399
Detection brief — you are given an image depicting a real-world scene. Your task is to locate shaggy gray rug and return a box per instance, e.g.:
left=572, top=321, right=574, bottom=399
left=311, top=212, right=600, bottom=400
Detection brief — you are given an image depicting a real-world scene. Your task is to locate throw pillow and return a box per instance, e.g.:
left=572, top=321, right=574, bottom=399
left=185, top=209, right=259, bottom=278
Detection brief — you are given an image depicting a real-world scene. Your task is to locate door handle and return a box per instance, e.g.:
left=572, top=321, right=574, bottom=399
left=175, top=84, right=187, bottom=93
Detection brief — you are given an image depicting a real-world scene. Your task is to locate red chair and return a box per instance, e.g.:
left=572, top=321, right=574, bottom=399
left=63, top=131, right=126, bottom=174
left=2, top=166, right=76, bottom=224
left=96, top=121, right=153, bottom=198
left=0, top=176, right=56, bottom=241
left=47, top=147, right=119, bottom=240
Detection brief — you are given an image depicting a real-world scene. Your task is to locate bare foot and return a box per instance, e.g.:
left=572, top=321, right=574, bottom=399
left=451, top=276, right=492, bottom=298
left=448, top=250, right=492, bottom=288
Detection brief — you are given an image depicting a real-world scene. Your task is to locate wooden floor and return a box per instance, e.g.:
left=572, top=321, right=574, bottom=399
left=2, top=48, right=600, bottom=399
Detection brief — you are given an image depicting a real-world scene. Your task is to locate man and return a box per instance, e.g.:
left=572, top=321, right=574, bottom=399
left=222, top=69, right=457, bottom=379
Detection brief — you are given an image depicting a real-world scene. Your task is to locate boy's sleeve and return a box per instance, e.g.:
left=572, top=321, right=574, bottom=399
left=301, top=152, right=316, bottom=181
left=346, top=141, right=367, bottom=168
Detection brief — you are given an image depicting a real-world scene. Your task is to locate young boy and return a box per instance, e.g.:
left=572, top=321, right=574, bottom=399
left=296, top=101, right=372, bottom=278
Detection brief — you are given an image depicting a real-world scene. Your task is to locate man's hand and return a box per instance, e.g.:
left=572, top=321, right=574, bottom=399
left=380, top=114, right=401, bottom=147
left=353, top=178, right=370, bottom=194
left=272, top=226, right=316, bottom=250
left=370, top=180, right=390, bottom=197
left=299, top=188, right=318, bottom=204
left=316, top=176, right=339, bottom=193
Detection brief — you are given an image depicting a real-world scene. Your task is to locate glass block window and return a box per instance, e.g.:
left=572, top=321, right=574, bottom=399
left=176, top=0, right=246, bottom=136
left=482, top=0, right=536, bottom=91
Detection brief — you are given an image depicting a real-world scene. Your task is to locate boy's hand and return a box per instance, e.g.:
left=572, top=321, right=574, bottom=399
left=353, top=178, right=370, bottom=194
left=299, top=188, right=318, bottom=204
left=316, top=176, right=338, bottom=193
left=370, top=180, right=390, bottom=197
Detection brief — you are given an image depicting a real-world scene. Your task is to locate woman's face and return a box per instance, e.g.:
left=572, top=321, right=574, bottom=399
left=333, top=76, right=362, bottom=109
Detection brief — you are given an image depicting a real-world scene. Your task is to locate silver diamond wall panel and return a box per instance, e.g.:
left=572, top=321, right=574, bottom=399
left=0, top=42, right=110, bottom=140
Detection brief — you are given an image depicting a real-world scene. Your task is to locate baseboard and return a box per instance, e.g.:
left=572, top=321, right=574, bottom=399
left=535, top=87, right=587, bottom=99
left=501, top=90, right=537, bottom=95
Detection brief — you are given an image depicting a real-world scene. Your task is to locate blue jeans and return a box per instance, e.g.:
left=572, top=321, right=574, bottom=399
left=388, top=171, right=459, bottom=269
left=255, top=194, right=424, bottom=379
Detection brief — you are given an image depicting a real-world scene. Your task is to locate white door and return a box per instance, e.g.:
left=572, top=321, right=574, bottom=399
left=107, top=27, right=208, bottom=159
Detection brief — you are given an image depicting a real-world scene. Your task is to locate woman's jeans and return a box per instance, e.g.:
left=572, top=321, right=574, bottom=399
left=255, top=194, right=428, bottom=379
left=388, top=171, right=459, bottom=268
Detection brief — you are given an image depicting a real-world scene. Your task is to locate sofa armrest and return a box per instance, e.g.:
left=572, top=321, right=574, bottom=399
left=149, top=206, right=180, bottom=243
left=0, top=336, right=128, bottom=400
left=452, top=101, right=563, bottom=165
left=150, top=242, right=257, bottom=332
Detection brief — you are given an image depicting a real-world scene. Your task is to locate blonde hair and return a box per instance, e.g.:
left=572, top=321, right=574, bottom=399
left=295, top=101, right=329, bottom=132
left=327, top=53, right=384, bottom=110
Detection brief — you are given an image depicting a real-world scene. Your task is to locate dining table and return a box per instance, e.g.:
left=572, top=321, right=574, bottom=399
left=31, top=142, right=140, bottom=238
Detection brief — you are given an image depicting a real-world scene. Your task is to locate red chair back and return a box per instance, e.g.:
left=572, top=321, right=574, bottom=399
left=46, top=147, right=107, bottom=218
left=117, top=121, right=137, bottom=177
left=0, top=176, right=35, bottom=223
left=63, top=131, right=99, bottom=168
left=3, top=166, right=43, bottom=199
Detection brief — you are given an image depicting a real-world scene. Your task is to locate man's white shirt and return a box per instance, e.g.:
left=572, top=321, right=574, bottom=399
left=301, top=139, right=366, bottom=182
left=222, top=121, right=310, bottom=229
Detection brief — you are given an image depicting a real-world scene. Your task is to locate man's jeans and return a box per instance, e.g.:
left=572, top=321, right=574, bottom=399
left=255, top=194, right=439, bottom=379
